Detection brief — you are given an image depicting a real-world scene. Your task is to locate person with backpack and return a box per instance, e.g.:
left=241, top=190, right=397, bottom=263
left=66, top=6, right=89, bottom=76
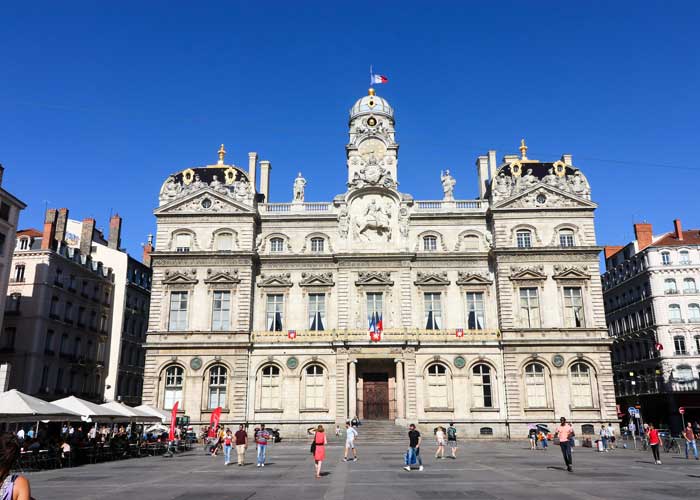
left=446, top=423, right=458, bottom=458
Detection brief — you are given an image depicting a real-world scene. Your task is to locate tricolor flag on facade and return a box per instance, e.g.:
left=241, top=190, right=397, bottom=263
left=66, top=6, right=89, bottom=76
left=370, top=66, right=389, bottom=85
left=369, top=312, right=382, bottom=342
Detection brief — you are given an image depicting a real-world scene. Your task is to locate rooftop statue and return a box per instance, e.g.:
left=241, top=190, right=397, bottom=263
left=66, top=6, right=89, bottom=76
left=293, top=172, right=306, bottom=202
left=441, top=169, right=456, bottom=201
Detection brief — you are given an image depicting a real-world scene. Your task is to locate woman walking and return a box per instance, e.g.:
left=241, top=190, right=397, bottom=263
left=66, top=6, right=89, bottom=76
left=434, top=427, right=445, bottom=459
left=0, top=432, right=31, bottom=500
left=647, top=423, right=662, bottom=465
left=223, top=428, right=233, bottom=466
left=312, top=425, right=327, bottom=479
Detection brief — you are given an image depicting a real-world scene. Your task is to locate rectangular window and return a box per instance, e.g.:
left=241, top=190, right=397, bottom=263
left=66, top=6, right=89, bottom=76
left=44, top=330, right=54, bottom=354
left=18, top=238, right=29, bottom=250
left=563, top=287, right=585, bottom=327
left=674, top=336, right=687, bottom=355
left=216, top=233, right=233, bottom=251
left=661, top=252, right=671, bottom=265
left=424, top=292, right=442, bottom=330
left=211, top=291, right=231, bottom=331
left=516, top=231, right=532, bottom=249
left=13, top=265, right=25, bottom=282
left=308, top=293, right=326, bottom=331
left=266, top=294, right=284, bottom=331
left=64, top=302, right=73, bottom=323
left=519, top=288, right=541, bottom=328
left=0, top=202, right=10, bottom=221
left=367, top=292, right=383, bottom=328
left=559, top=231, right=575, bottom=247
left=54, top=268, right=63, bottom=286
left=175, top=233, right=191, bottom=253
left=311, top=238, right=324, bottom=252
left=168, top=291, right=189, bottom=331
left=466, top=292, right=485, bottom=330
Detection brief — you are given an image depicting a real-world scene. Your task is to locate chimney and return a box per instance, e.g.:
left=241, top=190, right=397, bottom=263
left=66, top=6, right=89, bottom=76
left=674, top=219, right=683, bottom=240
left=487, top=150, right=497, bottom=180
left=562, top=154, right=573, bottom=165
left=80, top=218, right=96, bottom=256
left=259, top=160, right=272, bottom=202
left=634, top=222, right=653, bottom=251
left=41, top=208, right=58, bottom=250
left=503, top=154, right=519, bottom=164
left=604, top=246, right=624, bottom=259
left=248, top=152, right=258, bottom=192
left=54, top=208, right=69, bottom=245
left=142, top=234, right=153, bottom=267
left=476, top=155, right=489, bottom=198
left=108, top=214, right=122, bottom=250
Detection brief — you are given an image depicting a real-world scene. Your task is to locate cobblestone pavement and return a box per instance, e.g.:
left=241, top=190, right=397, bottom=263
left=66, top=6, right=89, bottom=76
left=25, top=439, right=700, bottom=499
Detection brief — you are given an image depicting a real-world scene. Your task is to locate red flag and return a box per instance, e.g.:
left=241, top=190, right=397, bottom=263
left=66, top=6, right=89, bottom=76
left=208, top=407, right=223, bottom=438
left=456, top=328, right=464, bottom=338
left=168, top=401, right=179, bottom=441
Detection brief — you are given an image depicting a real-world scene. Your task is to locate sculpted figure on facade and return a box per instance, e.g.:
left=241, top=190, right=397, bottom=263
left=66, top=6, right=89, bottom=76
left=398, top=206, right=409, bottom=238
left=441, top=169, right=456, bottom=200
left=337, top=206, right=349, bottom=239
left=493, top=172, right=512, bottom=200
left=160, top=176, right=182, bottom=202
left=347, top=153, right=397, bottom=190
left=353, top=199, right=392, bottom=241
left=567, top=171, right=591, bottom=199
left=293, top=172, right=306, bottom=202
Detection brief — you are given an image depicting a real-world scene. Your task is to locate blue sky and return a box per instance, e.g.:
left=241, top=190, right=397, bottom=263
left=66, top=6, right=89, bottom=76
left=2, top=1, right=698, bottom=257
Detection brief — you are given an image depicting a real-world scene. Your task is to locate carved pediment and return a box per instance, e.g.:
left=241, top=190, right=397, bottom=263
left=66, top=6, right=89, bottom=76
left=552, top=265, right=590, bottom=280
left=155, top=189, right=255, bottom=216
left=258, top=273, right=293, bottom=288
left=162, top=269, right=198, bottom=285
left=414, top=272, right=450, bottom=286
left=509, top=265, right=546, bottom=281
left=204, top=269, right=241, bottom=284
left=299, top=272, right=335, bottom=287
left=355, top=271, right=393, bottom=286
left=494, top=184, right=597, bottom=210
left=456, top=271, right=493, bottom=286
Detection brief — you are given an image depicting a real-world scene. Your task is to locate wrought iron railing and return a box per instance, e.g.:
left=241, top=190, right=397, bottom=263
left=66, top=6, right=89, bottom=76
left=251, top=328, right=499, bottom=343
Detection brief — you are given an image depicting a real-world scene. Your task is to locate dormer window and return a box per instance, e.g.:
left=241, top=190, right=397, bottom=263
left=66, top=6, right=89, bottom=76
left=270, top=237, right=285, bottom=253
left=18, top=238, right=30, bottom=250
left=516, top=230, right=532, bottom=249
left=559, top=229, right=575, bottom=247
left=310, top=237, right=325, bottom=253
left=661, top=251, right=671, bottom=265
left=175, top=233, right=191, bottom=253
left=423, top=235, right=437, bottom=251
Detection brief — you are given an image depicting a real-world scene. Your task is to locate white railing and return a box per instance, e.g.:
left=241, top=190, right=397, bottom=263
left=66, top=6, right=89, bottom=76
left=415, top=200, right=486, bottom=211
left=302, top=202, right=332, bottom=212
left=263, top=203, right=291, bottom=212
left=261, top=203, right=333, bottom=213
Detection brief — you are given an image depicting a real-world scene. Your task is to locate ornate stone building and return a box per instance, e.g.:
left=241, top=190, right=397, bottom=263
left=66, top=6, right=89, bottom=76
left=142, top=90, right=616, bottom=438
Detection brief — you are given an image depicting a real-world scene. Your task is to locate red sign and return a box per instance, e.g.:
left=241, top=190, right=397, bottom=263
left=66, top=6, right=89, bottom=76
left=680, top=407, right=686, bottom=415
left=168, top=401, right=179, bottom=441
left=288, top=330, right=297, bottom=340
left=456, top=328, right=464, bottom=338
left=655, top=343, right=664, bottom=351
left=370, top=331, right=381, bottom=342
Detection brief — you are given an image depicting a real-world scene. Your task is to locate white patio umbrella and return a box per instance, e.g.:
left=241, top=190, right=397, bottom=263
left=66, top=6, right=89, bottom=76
left=52, top=396, right=126, bottom=423
left=134, top=404, right=171, bottom=424
left=100, top=401, right=161, bottom=423
left=0, top=389, right=82, bottom=423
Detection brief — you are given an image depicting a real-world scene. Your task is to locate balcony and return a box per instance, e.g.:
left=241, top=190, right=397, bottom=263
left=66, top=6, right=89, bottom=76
left=9, top=278, right=25, bottom=283
left=665, top=290, right=679, bottom=295
left=251, top=328, right=500, bottom=344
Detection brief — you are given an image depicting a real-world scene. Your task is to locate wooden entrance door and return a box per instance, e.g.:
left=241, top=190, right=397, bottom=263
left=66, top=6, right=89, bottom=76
left=363, top=373, right=389, bottom=419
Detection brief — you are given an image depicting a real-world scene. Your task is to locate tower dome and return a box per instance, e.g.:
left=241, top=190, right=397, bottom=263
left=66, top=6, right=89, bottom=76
left=349, top=88, right=394, bottom=121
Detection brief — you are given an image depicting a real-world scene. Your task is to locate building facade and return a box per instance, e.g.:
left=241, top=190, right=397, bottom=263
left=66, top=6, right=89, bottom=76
left=603, top=220, right=700, bottom=432
left=143, top=90, right=616, bottom=438
left=2, top=209, right=114, bottom=401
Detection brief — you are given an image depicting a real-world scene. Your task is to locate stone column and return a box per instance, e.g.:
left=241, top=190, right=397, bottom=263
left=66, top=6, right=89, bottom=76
left=395, top=359, right=405, bottom=420
left=348, top=360, right=357, bottom=419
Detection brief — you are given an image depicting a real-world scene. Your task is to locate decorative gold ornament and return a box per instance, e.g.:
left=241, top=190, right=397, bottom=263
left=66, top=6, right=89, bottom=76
left=218, top=144, right=226, bottom=164
left=224, top=167, right=237, bottom=185
left=510, top=161, right=522, bottom=177
left=182, top=168, right=195, bottom=185
left=552, top=160, right=567, bottom=177
left=519, top=138, right=528, bottom=160
left=368, top=88, right=375, bottom=96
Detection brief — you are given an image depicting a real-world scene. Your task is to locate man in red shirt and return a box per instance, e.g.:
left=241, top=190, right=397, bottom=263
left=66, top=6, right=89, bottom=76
left=234, top=424, right=248, bottom=466
left=684, top=422, right=698, bottom=460
left=555, top=417, right=575, bottom=472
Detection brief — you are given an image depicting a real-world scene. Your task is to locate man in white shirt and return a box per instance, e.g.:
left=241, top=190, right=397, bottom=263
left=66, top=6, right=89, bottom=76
left=607, top=423, right=616, bottom=450
left=16, top=428, right=25, bottom=441
left=343, top=422, right=358, bottom=462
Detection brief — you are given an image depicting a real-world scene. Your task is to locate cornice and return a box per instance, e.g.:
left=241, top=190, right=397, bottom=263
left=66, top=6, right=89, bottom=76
left=494, top=246, right=603, bottom=255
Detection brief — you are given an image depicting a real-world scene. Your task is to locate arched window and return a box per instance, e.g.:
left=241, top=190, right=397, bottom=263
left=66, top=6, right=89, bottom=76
left=479, top=427, right=493, bottom=436
left=668, top=304, right=682, bottom=323
left=684, top=278, right=697, bottom=294
left=164, top=366, right=184, bottom=409
left=463, top=234, right=480, bottom=250
left=270, top=237, right=285, bottom=252
left=423, top=235, right=437, bottom=251
left=675, top=365, right=693, bottom=382
left=524, top=363, right=547, bottom=408
left=688, top=304, right=700, bottom=322
left=208, top=365, right=227, bottom=409
left=570, top=363, right=593, bottom=408
left=215, top=232, right=233, bottom=251
left=426, top=363, right=448, bottom=408
left=679, top=250, right=690, bottom=264
left=674, top=335, right=687, bottom=355
left=664, top=279, right=678, bottom=294
left=661, top=251, right=671, bottom=265
left=310, top=237, right=325, bottom=253
left=472, top=364, right=493, bottom=408
left=260, top=365, right=281, bottom=409
left=559, top=229, right=575, bottom=247
left=304, top=364, right=325, bottom=409
left=516, top=230, right=532, bottom=248
left=174, top=233, right=192, bottom=253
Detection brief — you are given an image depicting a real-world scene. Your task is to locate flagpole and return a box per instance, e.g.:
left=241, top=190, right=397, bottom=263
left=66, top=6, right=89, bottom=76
left=369, top=65, right=373, bottom=86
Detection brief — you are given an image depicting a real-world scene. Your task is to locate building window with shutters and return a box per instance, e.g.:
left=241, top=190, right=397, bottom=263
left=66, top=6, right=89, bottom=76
left=466, top=292, right=485, bottom=330
left=366, top=292, right=383, bottom=328
left=308, top=293, right=326, bottom=331
left=266, top=294, right=284, bottom=331
left=424, top=292, right=442, bottom=330
left=174, top=233, right=191, bottom=252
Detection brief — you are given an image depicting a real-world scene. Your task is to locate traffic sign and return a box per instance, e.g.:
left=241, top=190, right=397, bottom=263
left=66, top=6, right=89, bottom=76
left=679, top=407, right=686, bottom=415
left=628, top=406, right=636, bottom=415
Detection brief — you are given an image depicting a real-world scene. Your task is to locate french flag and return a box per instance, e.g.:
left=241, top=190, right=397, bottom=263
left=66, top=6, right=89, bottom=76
left=371, top=74, right=388, bottom=84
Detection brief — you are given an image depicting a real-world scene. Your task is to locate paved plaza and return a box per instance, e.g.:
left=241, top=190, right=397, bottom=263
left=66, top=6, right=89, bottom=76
left=26, top=439, right=700, bottom=500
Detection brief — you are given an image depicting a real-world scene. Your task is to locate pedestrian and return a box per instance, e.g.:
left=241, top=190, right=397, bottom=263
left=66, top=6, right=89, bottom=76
left=343, top=422, right=358, bottom=462
left=255, top=424, right=271, bottom=467
left=0, top=432, right=31, bottom=500
left=14, top=429, right=23, bottom=443
left=606, top=423, right=615, bottom=450
left=684, top=422, right=699, bottom=460
left=351, top=416, right=359, bottom=427
left=311, top=425, right=327, bottom=479
left=235, top=424, right=248, bottom=466
left=556, top=417, right=575, bottom=472
left=446, top=422, right=458, bottom=458
left=528, top=428, right=537, bottom=450
left=647, top=423, right=661, bottom=465
left=404, top=424, right=423, bottom=471
left=539, top=430, right=548, bottom=450
left=434, top=426, right=445, bottom=459
left=335, top=425, right=341, bottom=438
left=223, top=428, right=233, bottom=466
left=599, top=424, right=609, bottom=452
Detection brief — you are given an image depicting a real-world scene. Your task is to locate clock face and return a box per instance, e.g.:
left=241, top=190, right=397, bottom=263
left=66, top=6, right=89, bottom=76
left=358, top=138, right=386, bottom=157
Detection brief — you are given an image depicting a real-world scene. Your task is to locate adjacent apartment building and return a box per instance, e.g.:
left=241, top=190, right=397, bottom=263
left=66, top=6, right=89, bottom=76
left=602, top=219, right=700, bottom=431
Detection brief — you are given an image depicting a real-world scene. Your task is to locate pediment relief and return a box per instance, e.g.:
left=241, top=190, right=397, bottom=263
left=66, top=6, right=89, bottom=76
left=494, top=184, right=597, bottom=210
left=414, top=272, right=450, bottom=286
left=299, top=272, right=335, bottom=287
left=356, top=271, right=394, bottom=286
left=509, top=265, right=546, bottom=281
left=204, top=269, right=241, bottom=285
left=156, top=190, right=255, bottom=215
left=552, top=265, right=590, bottom=280
left=162, top=269, right=198, bottom=285
left=258, top=273, right=293, bottom=288
left=456, top=271, right=493, bottom=286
